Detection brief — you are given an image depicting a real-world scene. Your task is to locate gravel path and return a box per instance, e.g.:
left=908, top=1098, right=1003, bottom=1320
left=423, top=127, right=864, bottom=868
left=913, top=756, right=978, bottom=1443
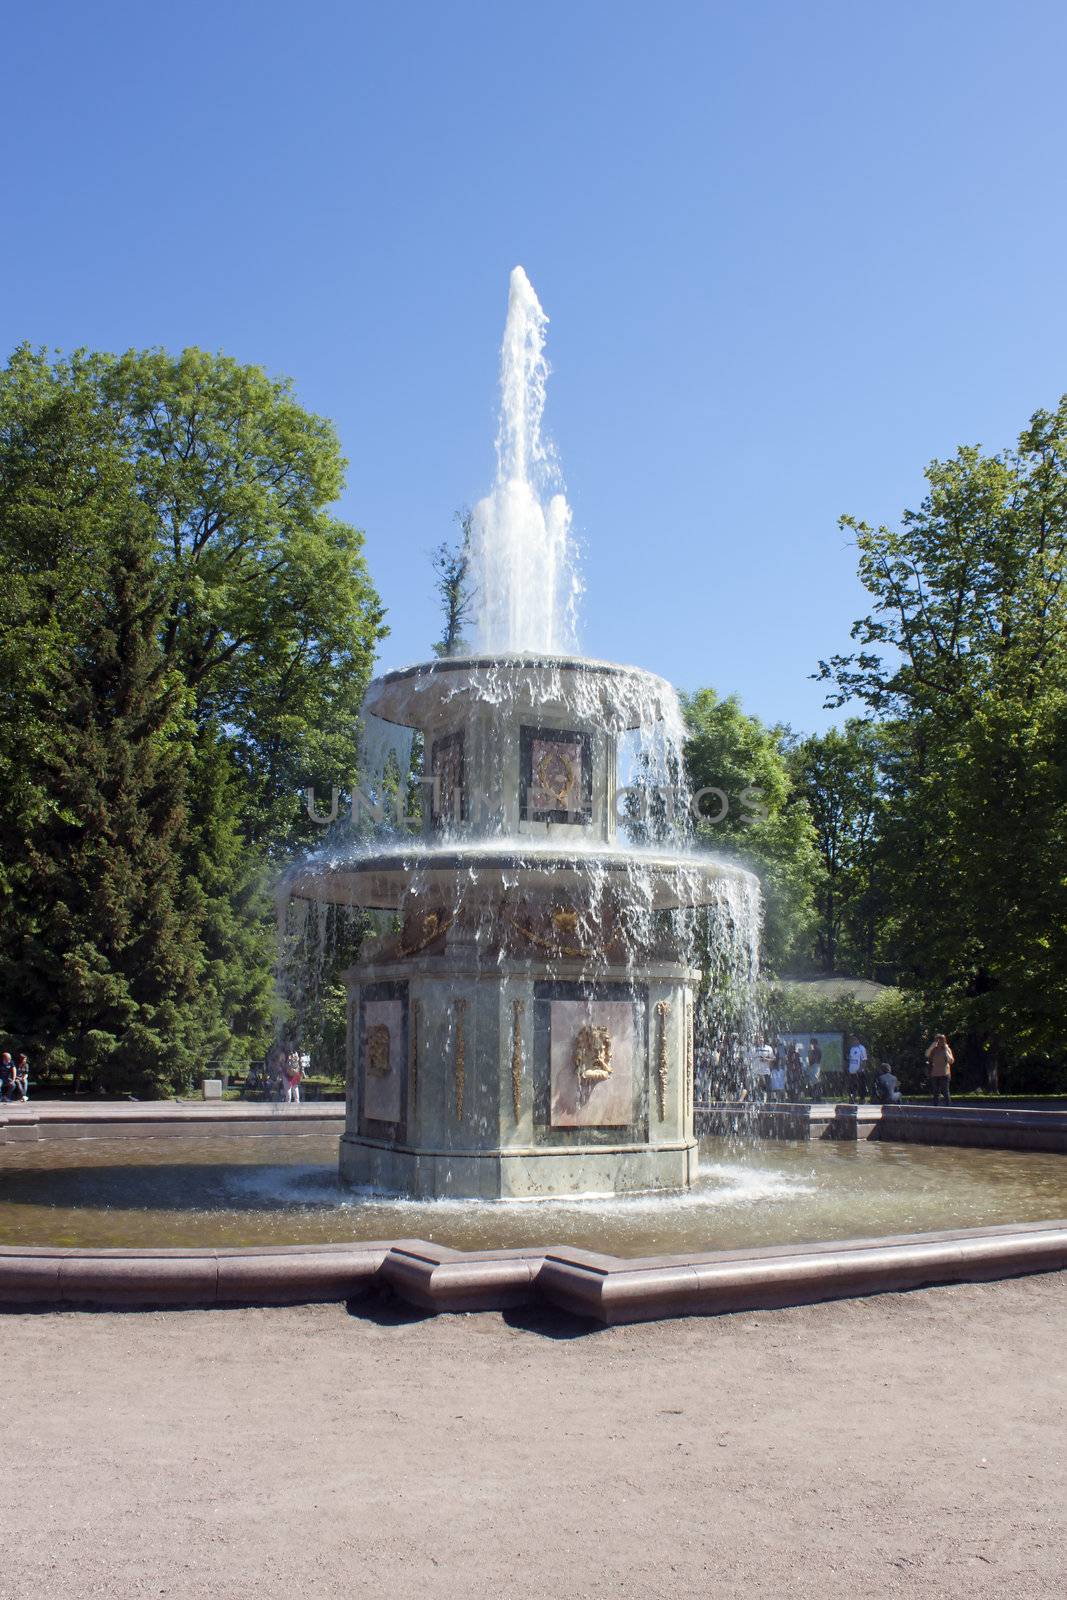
left=2, top=1274, right=1064, bottom=1598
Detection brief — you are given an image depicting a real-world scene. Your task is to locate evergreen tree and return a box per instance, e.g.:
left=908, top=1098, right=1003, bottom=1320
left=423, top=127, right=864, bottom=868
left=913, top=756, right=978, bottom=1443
left=14, top=526, right=206, bottom=1095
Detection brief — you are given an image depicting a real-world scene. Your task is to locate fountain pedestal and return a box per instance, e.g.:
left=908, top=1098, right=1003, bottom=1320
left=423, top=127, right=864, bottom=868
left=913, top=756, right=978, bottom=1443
left=338, top=948, right=698, bottom=1200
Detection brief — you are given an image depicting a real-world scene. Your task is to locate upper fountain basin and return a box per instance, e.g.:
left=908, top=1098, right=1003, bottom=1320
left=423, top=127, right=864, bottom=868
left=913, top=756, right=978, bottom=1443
left=363, top=653, right=683, bottom=736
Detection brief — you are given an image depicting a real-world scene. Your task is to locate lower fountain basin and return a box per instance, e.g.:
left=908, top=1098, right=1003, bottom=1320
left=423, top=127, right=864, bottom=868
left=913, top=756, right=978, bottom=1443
left=286, top=842, right=755, bottom=912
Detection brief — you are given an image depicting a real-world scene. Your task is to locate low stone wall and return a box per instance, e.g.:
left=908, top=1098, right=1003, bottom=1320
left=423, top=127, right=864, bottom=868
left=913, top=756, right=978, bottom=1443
left=833, top=1104, right=1067, bottom=1153
left=696, top=1104, right=837, bottom=1141
left=696, top=1102, right=1067, bottom=1154
left=0, top=1101, right=345, bottom=1144
left=1, top=1222, right=1063, bottom=1324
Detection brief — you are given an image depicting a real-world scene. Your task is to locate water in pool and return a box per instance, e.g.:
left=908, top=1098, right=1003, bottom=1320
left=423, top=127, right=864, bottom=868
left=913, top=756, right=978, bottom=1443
left=1, top=1131, right=1064, bottom=1255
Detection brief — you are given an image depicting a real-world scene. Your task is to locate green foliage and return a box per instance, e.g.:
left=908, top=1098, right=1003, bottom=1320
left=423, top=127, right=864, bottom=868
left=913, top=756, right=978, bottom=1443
left=431, top=511, right=474, bottom=658
left=681, top=689, right=819, bottom=972
left=2, top=344, right=386, bottom=853
left=766, top=983, right=934, bottom=1093
left=0, top=344, right=384, bottom=1091
left=819, top=395, right=1067, bottom=1081
left=788, top=720, right=886, bottom=977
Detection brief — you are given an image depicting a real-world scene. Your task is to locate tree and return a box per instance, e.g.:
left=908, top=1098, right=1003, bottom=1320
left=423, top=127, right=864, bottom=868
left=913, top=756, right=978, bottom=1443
left=431, top=511, right=474, bottom=657
left=6, top=524, right=208, bottom=1094
left=789, top=721, right=886, bottom=977
left=819, top=396, right=1067, bottom=1082
left=681, top=689, right=819, bottom=974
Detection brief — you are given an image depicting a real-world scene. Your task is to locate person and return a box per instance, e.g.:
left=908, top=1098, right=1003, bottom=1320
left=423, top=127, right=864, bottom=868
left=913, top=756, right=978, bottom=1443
left=805, top=1036, right=823, bottom=1100
left=12, top=1053, right=29, bottom=1101
left=242, top=1058, right=267, bottom=1098
left=925, top=1032, right=954, bottom=1105
left=283, top=1050, right=304, bottom=1105
left=785, top=1041, right=804, bottom=1101
left=846, top=1035, right=868, bottom=1104
left=0, top=1052, right=15, bottom=1101
left=768, top=1058, right=786, bottom=1102
left=748, top=1041, right=773, bottom=1101
left=872, top=1062, right=902, bottom=1104
left=268, top=1046, right=288, bottom=1101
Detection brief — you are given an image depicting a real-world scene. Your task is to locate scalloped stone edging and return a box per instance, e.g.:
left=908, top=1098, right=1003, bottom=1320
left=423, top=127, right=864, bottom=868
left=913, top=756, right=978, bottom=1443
left=1, top=1221, right=1064, bottom=1325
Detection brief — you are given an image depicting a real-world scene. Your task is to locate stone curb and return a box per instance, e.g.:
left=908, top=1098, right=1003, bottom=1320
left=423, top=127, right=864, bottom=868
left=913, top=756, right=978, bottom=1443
left=1, top=1221, right=1063, bottom=1324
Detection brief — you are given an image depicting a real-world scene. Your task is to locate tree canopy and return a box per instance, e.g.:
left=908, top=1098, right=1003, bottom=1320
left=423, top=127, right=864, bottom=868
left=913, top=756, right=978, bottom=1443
left=819, top=395, right=1067, bottom=1080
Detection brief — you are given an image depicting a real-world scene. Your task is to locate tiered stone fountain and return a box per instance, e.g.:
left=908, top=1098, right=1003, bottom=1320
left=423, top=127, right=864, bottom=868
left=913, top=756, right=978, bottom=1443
left=287, top=268, right=759, bottom=1199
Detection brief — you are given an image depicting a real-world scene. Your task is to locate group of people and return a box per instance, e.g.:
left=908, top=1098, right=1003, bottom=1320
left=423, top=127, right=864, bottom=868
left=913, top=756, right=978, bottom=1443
left=244, top=1048, right=310, bottom=1103
left=844, top=1033, right=956, bottom=1105
left=748, top=1037, right=825, bottom=1101
left=0, top=1050, right=29, bottom=1101
left=743, top=1031, right=957, bottom=1105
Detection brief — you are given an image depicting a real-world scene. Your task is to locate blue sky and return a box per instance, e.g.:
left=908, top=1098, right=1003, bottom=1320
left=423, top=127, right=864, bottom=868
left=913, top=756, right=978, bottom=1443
left=3, top=0, right=1065, bottom=733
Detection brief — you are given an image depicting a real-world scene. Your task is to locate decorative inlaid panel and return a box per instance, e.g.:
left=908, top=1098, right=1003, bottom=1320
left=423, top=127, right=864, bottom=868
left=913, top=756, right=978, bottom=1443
left=520, top=726, right=592, bottom=824
left=361, top=997, right=404, bottom=1123
left=431, top=730, right=465, bottom=826
left=549, top=998, right=635, bottom=1127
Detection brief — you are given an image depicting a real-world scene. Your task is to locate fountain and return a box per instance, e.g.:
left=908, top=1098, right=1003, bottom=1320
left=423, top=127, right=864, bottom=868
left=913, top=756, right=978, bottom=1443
left=2, top=270, right=1062, bottom=1319
left=286, top=267, right=761, bottom=1199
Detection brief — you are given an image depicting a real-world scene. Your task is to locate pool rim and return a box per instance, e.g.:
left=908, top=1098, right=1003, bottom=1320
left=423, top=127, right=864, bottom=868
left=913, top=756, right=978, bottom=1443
left=1, top=1219, right=1064, bottom=1325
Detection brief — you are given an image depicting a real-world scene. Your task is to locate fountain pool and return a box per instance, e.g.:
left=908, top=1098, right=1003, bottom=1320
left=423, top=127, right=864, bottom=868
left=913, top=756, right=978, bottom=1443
left=2, top=1131, right=1064, bottom=1256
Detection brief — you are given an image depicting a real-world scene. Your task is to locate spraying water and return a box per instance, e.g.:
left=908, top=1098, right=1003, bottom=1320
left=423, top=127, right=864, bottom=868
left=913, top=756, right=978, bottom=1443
left=468, top=266, right=581, bottom=654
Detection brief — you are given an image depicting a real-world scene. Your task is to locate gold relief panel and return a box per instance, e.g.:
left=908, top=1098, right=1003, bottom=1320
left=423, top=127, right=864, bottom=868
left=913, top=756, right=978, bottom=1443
left=550, top=999, right=634, bottom=1128
left=520, top=726, right=592, bottom=824
left=366, top=1023, right=392, bottom=1077
left=361, top=997, right=404, bottom=1124
left=655, top=1000, right=671, bottom=1123
left=511, top=998, right=525, bottom=1123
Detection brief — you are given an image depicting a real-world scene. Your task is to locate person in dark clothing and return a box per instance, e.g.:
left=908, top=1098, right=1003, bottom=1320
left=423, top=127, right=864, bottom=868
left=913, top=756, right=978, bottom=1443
left=785, top=1041, right=804, bottom=1101
left=872, top=1063, right=902, bottom=1105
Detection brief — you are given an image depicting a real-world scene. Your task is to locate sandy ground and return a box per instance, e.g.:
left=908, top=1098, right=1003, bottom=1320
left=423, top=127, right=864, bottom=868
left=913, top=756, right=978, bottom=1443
left=1, top=1275, right=1064, bottom=1600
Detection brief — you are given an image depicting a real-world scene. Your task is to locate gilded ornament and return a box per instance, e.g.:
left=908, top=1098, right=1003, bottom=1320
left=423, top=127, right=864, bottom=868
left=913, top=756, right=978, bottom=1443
left=454, top=998, right=467, bottom=1120
left=506, top=904, right=590, bottom=960
left=536, top=747, right=575, bottom=808
left=655, top=1000, right=671, bottom=1122
left=511, top=998, right=525, bottom=1123
left=685, top=996, right=694, bottom=1110
left=366, top=1022, right=391, bottom=1078
left=574, top=1022, right=614, bottom=1089
left=394, top=910, right=453, bottom=959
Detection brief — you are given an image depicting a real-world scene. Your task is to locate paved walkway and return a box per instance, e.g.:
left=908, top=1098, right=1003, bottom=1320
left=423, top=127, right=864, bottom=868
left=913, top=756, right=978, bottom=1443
left=4, top=1275, right=1064, bottom=1599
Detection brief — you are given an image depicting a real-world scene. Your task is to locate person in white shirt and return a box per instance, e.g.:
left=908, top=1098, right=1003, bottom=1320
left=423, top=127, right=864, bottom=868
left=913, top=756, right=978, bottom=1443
left=847, top=1037, right=868, bottom=1104
left=746, top=1042, right=773, bottom=1101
